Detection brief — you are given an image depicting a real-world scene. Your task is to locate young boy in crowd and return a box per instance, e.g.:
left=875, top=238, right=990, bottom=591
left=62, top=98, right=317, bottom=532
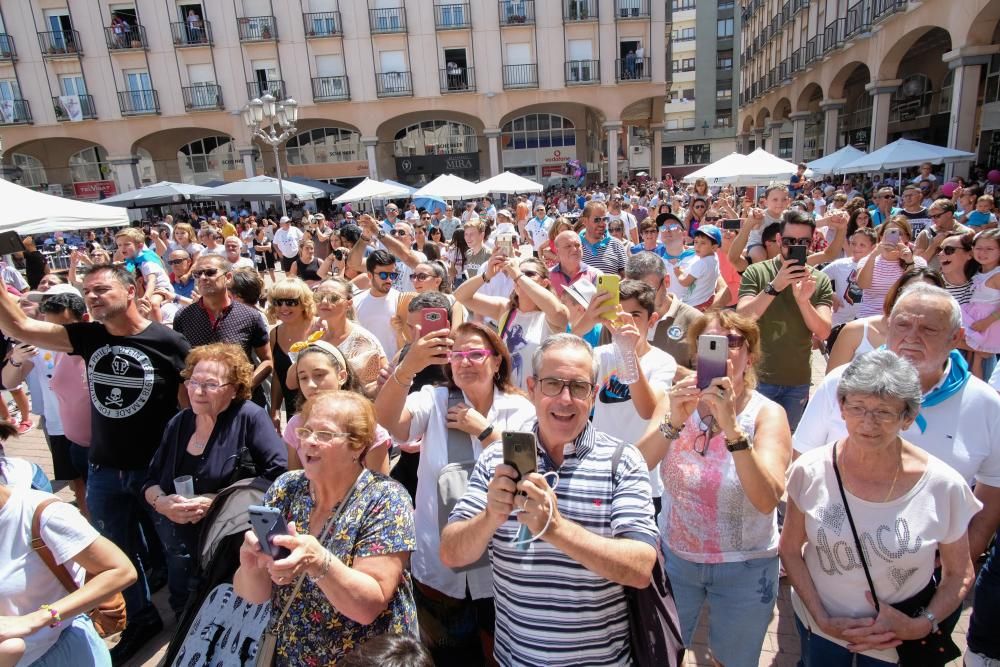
left=114, top=228, right=176, bottom=322
left=674, top=224, right=722, bottom=311
left=967, top=194, right=998, bottom=229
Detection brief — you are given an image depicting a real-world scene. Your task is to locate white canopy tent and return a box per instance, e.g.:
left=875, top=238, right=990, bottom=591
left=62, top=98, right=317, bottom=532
left=806, top=146, right=868, bottom=177
left=740, top=148, right=812, bottom=185
left=333, top=178, right=412, bottom=204
left=834, top=138, right=976, bottom=175
left=681, top=152, right=752, bottom=186
left=98, top=181, right=212, bottom=208
left=477, top=171, right=544, bottom=194
left=198, top=175, right=325, bottom=201
left=380, top=179, right=416, bottom=196
left=0, top=178, right=129, bottom=235
left=413, top=174, right=488, bottom=200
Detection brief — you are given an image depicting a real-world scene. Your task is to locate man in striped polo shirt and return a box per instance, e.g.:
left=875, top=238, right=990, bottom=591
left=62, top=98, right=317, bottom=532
left=442, top=333, right=658, bottom=666
left=580, top=200, right=628, bottom=276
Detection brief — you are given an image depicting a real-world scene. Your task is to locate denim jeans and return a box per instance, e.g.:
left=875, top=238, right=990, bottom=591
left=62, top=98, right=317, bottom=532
left=969, top=532, right=1000, bottom=660
left=86, top=464, right=161, bottom=624
left=663, top=545, right=778, bottom=667
left=32, top=615, right=110, bottom=667
left=756, top=382, right=810, bottom=431
left=794, top=616, right=894, bottom=667
left=150, top=512, right=200, bottom=617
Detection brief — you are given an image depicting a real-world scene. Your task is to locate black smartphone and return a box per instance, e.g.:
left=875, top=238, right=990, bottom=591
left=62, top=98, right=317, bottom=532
left=502, top=431, right=538, bottom=483
left=696, top=334, right=729, bottom=391
left=787, top=244, right=808, bottom=267
left=722, top=218, right=741, bottom=231
left=0, top=232, right=25, bottom=255
left=247, top=505, right=291, bottom=559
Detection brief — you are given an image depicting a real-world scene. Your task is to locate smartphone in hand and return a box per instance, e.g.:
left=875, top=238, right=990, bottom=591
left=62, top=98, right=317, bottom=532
left=248, top=505, right=291, bottom=559
left=502, top=431, right=538, bottom=483
left=787, top=244, right=808, bottom=267
left=696, top=334, right=729, bottom=391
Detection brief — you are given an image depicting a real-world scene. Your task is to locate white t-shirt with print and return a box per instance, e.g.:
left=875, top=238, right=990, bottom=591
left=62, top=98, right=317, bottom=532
left=354, top=288, right=401, bottom=362
left=821, top=257, right=862, bottom=327
left=682, top=253, right=719, bottom=306
left=787, top=445, right=981, bottom=662
left=525, top=217, right=552, bottom=250
left=394, top=250, right=426, bottom=293
left=0, top=490, right=100, bottom=665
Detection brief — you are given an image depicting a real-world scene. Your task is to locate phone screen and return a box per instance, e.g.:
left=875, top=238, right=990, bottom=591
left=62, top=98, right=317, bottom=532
left=722, top=219, right=741, bottom=231
left=596, top=275, right=620, bottom=320
left=787, top=244, right=808, bottom=267
left=696, top=335, right=729, bottom=391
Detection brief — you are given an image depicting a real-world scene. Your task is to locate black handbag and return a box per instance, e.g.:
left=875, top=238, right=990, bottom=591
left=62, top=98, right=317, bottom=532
left=831, top=442, right=962, bottom=666
left=611, top=443, right=685, bottom=667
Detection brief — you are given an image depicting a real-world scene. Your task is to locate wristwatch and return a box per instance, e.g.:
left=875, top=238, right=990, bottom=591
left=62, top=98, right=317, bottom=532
left=376, top=230, right=386, bottom=240
left=477, top=424, right=495, bottom=442
left=917, top=607, right=939, bottom=634
left=725, top=431, right=751, bottom=452
left=764, top=283, right=780, bottom=296
left=658, top=416, right=683, bottom=441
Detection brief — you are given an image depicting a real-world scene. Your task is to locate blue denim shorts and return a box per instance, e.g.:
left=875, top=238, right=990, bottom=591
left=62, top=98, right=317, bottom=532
left=32, top=615, right=110, bottom=667
left=663, top=545, right=778, bottom=667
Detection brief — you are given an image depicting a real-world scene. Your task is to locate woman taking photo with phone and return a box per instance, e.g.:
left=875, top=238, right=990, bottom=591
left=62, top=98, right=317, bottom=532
left=636, top=309, right=792, bottom=667
left=855, top=217, right=926, bottom=318
left=234, top=391, right=417, bottom=667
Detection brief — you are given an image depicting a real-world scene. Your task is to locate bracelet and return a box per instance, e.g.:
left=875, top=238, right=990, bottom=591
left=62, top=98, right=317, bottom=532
left=8, top=360, right=21, bottom=368
left=482, top=272, right=490, bottom=284
left=308, top=550, right=333, bottom=581
left=151, top=492, right=165, bottom=509
left=39, top=604, right=61, bottom=628
left=477, top=424, right=495, bottom=441
left=658, top=418, right=683, bottom=441
left=390, top=368, right=413, bottom=387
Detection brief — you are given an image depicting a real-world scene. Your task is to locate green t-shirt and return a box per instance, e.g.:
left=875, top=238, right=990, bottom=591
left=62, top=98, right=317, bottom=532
left=738, top=257, right=833, bottom=386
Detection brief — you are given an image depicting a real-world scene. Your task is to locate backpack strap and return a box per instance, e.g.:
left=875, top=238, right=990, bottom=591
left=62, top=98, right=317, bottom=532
left=31, top=498, right=79, bottom=594
left=610, top=440, right=627, bottom=490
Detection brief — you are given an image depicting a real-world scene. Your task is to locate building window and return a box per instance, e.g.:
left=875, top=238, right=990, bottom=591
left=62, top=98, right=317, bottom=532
left=717, top=50, right=733, bottom=70
left=11, top=153, right=47, bottom=188
left=287, top=127, right=363, bottom=165
left=662, top=145, right=676, bottom=166
left=715, top=110, right=732, bottom=127
left=778, top=137, right=793, bottom=159
left=673, top=27, right=695, bottom=41
left=673, top=58, right=695, bottom=72
left=178, top=136, right=238, bottom=185
left=501, top=113, right=576, bottom=150
left=717, top=18, right=733, bottom=37
left=672, top=0, right=696, bottom=10
left=684, top=143, right=710, bottom=164
left=718, top=0, right=735, bottom=8
left=716, top=86, right=732, bottom=100
left=69, top=146, right=111, bottom=183
left=681, top=88, right=695, bottom=101
left=986, top=54, right=1000, bottom=105
left=394, top=120, right=477, bottom=156
left=681, top=117, right=696, bottom=129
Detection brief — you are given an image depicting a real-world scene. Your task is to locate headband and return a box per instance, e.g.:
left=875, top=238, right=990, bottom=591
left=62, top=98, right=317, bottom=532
left=306, top=338, right=348, bottom=371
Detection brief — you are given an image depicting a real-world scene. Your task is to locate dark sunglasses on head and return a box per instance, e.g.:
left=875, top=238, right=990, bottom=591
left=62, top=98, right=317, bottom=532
left=272, top=298, right=300, bottom=307
left=376, top=271, right=400, bottom=281
left=780, top=237, right=812, bottom=247
left=192, top=268, right=221, bottom=278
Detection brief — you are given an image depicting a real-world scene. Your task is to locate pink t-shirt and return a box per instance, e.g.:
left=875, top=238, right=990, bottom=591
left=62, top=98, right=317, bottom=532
left=48, top=353, right=91, bottom=446
left=283, top=413, right=392, bottom=453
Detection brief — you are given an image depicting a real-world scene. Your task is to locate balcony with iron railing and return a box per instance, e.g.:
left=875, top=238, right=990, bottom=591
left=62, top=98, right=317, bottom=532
left=303, top=12, right=342, bottom=37
left=502, top=63, right=538, bottom=88
left=845, top=0, right=873, bottom=39
left=565, top=59, right=600, bottom=85
left=369, top=7, right=406, bottom=33
left=52, top=94, right=97, bottom=120
left=170, top=21, right=213, bottom=46
left=105, top=24, right=147, bottom=50
left=793, top=0, right=810, bottom=15
left=238, top=16, right=277, bottom=41
left=0, top=99, right=31, bottom=125
left=435, top=3, right=472, bottom=29
left=182, top=84, right=223, bottom=110
left=499, top=1, right=535, bottom=26
left=781, top=1, right=792, bottom=24
left=0, top=34, right=15, bottom=61
left=376, top=71, right=413, bottom=96
left=440, top=66, right=476, bottom=92
left=38, top=30, right=82, bottom=57
left=564, top=0, right=598, bottom=21
left=312, top=75, right=351, bottom=101
left=247, top=80, right=286, bottom=99
left=806, top=34, right=823, bottom=64
left=117, top=89, right=159, bottom=115
left=616, top=56, right=651, bottom=82
left=616, top=0, right=650, bottom=19
left=823, top=18, right=845, bottom=54
left=873, top=0, right=907, bottom=22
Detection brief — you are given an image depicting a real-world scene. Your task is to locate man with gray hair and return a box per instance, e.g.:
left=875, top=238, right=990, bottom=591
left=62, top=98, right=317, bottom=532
left=441, top=333, right=658, bottom=666
left=795, top=282, right=1000, bottom=561
left=628, top=251, right=699, bottom=372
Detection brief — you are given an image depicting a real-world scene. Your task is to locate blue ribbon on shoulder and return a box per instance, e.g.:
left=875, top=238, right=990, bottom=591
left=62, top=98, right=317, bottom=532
left=914, top=350, right=970, bottom=433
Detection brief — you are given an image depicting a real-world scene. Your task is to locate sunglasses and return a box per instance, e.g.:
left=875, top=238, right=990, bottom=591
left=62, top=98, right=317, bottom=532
left=168, top=258, right=188, bottom=265
left=536, top=376, right=595, bottom=400
left=391, top=230, right=409, bottom=237
left=315, top=292, right=344, bottom=304
left=411, top=272, right=434, bottom=281
left=591, top=216, right=610, bottom=223
left=447, top=348, right=495, bottom=363
left=376, top=271, right=400, bottom=281
left=272, top=298, right=301, bottom=307
left=725, top=333, right=746, bottom=349
left=703, top=216, right=721, bottom=222
left=780, top=237, right=812, bottom=247
left=938, top=246, right=961, bottom=256
left=192, top=268, right=221, bottom=278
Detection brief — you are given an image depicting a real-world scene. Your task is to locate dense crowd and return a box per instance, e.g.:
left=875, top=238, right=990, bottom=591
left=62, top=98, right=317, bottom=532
left=0, top=162, right=998, bottom=667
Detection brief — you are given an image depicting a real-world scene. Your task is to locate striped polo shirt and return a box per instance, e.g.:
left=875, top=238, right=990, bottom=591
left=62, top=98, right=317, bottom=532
left=581, top=232, right=628, bottom=275
left=450, top=422, right=658, bottom=667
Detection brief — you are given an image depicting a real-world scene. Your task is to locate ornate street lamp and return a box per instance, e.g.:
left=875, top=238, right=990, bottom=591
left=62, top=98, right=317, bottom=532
left=242, top=93, right=299, bottom=218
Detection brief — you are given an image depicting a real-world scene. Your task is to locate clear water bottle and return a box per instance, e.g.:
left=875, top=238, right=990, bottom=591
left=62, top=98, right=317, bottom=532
left=613, top=333, right=641, bottom=385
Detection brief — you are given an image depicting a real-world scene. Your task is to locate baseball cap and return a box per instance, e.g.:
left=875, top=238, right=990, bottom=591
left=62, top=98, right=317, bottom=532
left=695, top=224, right=722, bottom=246
left=656, top=212, right=681, bottom=228
left=345, top=211, right=354, bottom=218
left=26, top=284, right=82, bottom=302
left=279, top=216, right=291, bottom=224
left=564, top=279, right=596, bottom=309
left=497, top=208, right=513, bottom=220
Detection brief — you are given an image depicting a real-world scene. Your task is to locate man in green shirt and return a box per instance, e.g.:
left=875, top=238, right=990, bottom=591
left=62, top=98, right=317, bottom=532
left=737, top=209, right=833, bottom=429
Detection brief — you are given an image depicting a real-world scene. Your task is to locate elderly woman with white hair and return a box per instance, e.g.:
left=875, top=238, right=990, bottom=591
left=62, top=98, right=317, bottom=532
left=781, top=349, right=981, bottom=666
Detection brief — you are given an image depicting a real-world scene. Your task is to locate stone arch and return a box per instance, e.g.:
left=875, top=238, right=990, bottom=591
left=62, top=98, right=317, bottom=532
left=755, top=107, right=771, bottom=128
left=772, top=97, right=793, bottom=122
left=1, top=137, right=109, bottom=192
left=741, top=115, right=755, bottom=134
left=876, top=26, right=954, bottom=82
left=374, top=111, right=486, bottom=185
left=828, top=61, right=871, bottom=100
left=132, top=128, right=240, bottom=185
left=967, top=0, right=1000, bottom=45
left=796, top=83, right=824, bottom=113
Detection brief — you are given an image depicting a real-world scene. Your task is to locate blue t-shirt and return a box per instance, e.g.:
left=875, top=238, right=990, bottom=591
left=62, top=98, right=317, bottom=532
left=967, top=211, right=995, bottom=227
left=629, top=243, right=668, bottom=257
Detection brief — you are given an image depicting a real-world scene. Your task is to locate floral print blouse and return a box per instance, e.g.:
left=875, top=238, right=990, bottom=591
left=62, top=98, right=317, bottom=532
left=263, top=469, right=417, bottom=666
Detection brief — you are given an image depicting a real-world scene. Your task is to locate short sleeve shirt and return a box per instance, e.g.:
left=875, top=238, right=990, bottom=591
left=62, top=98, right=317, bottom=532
left=581, top=232, right=628, bottom=275
left=173, top=300, right=269, bottom=362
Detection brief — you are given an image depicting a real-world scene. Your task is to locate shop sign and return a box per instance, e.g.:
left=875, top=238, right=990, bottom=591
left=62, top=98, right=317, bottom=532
left=73, top=180, right=117, bottom=199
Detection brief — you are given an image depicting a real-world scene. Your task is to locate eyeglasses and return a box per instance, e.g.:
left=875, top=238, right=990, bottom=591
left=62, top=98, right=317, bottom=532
left=591, top=216, right=610, bottom=223
left=781, top=237, right=812, bottom=247
left=420, top=216, right=431, bottom=220
left=391, top=230, right=409, bottom=237
left=666, top=224, right=683, bottom=232
left=641, top=229, right=659, bottom=235
left=521, top=270, right=540, bottom=279
left=535, top=376, right=595, bottom=400
left=938, top=246, right=961, bottom=256
left=725, top=333, right=746, bottom=349
left=704, top=216, right=721, bottom=222
left=315, top=292, right=344, bottom=304
left=928, top=212, right=948, bottom=219
left=272, top=298, right=301, bottom=307
left=186, top=380, right=232, bottom=393
left=192, top=268, right=221, bottom=278
left=692, top=416, right=717, bottom=456
left=167, top=258, right=188, bottom=265
left=411, top=272, right=433, bottom=282
left=294, top=427, right=351, bottom=444
left=841, top=403, right=903, bottom=424
left=375, top=271, right=400, bottom=281
left=448, top=348, right=495, bottom=364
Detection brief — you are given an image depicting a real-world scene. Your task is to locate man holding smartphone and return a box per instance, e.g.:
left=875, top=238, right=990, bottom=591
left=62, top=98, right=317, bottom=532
left=737, top=209, right=833, bottom=430
left=441, top=334, right=658, bottom=666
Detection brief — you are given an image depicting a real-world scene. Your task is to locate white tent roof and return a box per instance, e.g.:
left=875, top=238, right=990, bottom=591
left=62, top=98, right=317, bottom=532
left=198, top=175, right=325, bottom=201
left=834, top=138, right=976, bottom=174
left=413, top=174, right=488, bottom=200
left=99, top=181, right=211, bottom=208
left=0, top=178, right=130, bottom=235
left=333, top=178, right=412, bottom=204
left=741, top=148, right=810, bottom=185
left=681, top=153, right=752, bottom=185
left=478, top=171, right=544, bottom=194
left=381, top=179, right=416, bottom=195
left=806, top=146, right=868, bottom=177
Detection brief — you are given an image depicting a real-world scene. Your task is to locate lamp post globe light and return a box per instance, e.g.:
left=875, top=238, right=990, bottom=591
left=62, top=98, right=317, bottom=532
left=242, top=94, right=299, bottom=218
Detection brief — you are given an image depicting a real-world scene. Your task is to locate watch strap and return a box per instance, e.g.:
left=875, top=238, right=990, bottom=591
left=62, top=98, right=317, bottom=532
left=477, top=424, right=495, bottom=442
left=764, top=283, right=780, bottom=296
left=725, top=432, right=751, bottom=452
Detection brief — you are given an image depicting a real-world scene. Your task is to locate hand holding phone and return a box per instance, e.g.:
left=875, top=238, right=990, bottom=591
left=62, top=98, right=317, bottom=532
left=696, top=335, right=729, bottom=391
left=883, top=228, right=901, bottom=247
left=787, top=244, right=808, bottom=267
left=502, top=431, right=538, bottom=483
left=595, top=275, right=620, bottom=321
left=248, top=505, right=292, bottom=559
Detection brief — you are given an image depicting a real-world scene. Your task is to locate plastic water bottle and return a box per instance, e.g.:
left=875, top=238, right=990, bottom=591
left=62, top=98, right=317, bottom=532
left=613, top=333, right=641, bottom=385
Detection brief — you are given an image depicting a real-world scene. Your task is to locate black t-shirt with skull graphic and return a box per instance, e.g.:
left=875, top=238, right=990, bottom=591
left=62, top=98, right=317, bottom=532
left=66, top=321, right=191, bottom=470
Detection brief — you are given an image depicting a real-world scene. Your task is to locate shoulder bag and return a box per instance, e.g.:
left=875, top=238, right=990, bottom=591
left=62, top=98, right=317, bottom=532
left=31, top=498, right=127, bottom=638
left=831, top=441, right=962, bottom=666
left=611, top=442, right=685, bottom=667
left=436, top=387, right=490, bottom=573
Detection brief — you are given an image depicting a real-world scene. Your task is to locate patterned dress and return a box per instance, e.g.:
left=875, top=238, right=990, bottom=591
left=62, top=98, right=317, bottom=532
left=263, top=469, right=417, bottom=666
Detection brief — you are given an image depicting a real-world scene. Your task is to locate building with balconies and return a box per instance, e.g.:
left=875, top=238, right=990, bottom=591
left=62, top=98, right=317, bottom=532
left=0, top=0, right=666, bottom=197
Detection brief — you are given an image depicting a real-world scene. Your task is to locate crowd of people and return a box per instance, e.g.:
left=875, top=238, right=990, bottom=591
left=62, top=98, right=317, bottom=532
left=0, top=162, right=998, bottom=667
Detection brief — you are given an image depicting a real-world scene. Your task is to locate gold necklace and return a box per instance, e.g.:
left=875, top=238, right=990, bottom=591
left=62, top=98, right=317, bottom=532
left=883, top=457, right=902, bottom=502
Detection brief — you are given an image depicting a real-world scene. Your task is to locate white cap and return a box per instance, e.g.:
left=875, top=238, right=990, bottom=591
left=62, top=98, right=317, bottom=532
left=497, top=208, right=513, bottom=219
left=279, top=216, right=291, bottom=224
left=563, top=279, right=596, bottom=309
left=27, top=284, right=83, bottom=302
